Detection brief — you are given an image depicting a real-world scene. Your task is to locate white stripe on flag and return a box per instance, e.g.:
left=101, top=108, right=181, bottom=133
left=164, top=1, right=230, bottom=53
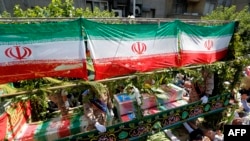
left=0, top=41, right=85, bottom=63
left=14, top=123, right=29, bottom=140
left=45, top=117, right=62, bottom=141
left=88, top=38, right=177, bottom=59
left=180, top=33, right=232, bottom=52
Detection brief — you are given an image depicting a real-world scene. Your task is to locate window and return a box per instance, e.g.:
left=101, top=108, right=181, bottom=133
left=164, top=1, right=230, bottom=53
left=218, top=0, right=232, bottom=7
left=86, top=0, right=109, bottom=11
left=173, top=0, right=188, bottom=14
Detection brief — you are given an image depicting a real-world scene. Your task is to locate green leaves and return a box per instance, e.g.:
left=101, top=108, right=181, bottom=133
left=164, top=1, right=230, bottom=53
left=2, top=0, right=116, bottom=19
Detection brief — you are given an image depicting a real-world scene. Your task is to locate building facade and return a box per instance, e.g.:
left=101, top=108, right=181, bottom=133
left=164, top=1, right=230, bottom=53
left=0, top=0, right=249, bottom=18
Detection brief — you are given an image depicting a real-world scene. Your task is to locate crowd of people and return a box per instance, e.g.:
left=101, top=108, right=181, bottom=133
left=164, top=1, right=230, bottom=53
left=45, top=66, right=250, bottom=140
left=161, top=66, right=250, bottom=141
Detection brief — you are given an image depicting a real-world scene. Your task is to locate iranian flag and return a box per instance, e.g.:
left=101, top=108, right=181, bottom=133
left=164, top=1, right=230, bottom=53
left=179, top=21, right=235, bottom=66
left=0, top=19, right=87, bottom=84
left=14, top=114, right=88, bottom=141
left=82, top=19, right=178, bottom=80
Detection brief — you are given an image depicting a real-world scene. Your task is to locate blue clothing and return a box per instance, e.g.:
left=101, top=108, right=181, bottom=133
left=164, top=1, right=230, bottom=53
left=82, top=89, right=90, bottom=96
left=241, top=100, right=250, bottom=112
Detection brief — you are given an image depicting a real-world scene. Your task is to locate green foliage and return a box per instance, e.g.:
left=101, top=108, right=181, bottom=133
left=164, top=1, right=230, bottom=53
left=147, top=131, right=170, bottom=141
left=202, top=5, right=250, bottom=58
left=0, top=11, right=11, bottom=17
left=202, top=105, right=238, bottom=131
left=1, top=0, right=115, bottom=18
left=29, top=90, right=48, bottom=122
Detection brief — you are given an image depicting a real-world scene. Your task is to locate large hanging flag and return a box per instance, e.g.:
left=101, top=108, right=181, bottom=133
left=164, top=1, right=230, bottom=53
left=179, top=21, right=235, bottom=66
left=82, top=19, right=178, bottom=80
left=0, top=19, right=87, bottom=84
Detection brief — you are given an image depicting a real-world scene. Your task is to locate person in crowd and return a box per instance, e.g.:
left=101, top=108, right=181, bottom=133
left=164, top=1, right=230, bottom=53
left=243, top=66, right=250, bottom=76
left=112, top=84, right=125, bottom=119
left=174, top=73, right=185, bottom=88
left=61, top=89, right=70, bottom=111
left=240, top=90, right=250, bottom=113
left=202, top=70, right=215, bottom=97
left=124, top=84, right=142, bottom=105
left=238, top=76, right=250, bottom=116
left=204, top=128, right=224, bottom=141
left=81, top=85, right=114, bottom=133
left=115, top=85, right=125, bottom=94
left=181, top=79, right=208, bottom=104
left=173, top=71, right=209, bottom=104
left=47, top=95, right=59, bottom=113
left=230, top=111, right=250, bottom=125
left=239, top=76, right=250, bottom=101
left=164, top=129, right=180, bottom=141
left=183, top=121, right=224, bottom=141
left=183, top=121, right=208, bottom=141
left=66, top=93, right=79, bottom=107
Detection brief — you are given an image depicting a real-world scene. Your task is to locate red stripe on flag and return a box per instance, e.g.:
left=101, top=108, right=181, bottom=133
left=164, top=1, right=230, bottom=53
left=0, top=113, right=8, bottom=140
left=180, top=49, right=227, bottom=66
left=0, top=62, right=87, bottom=84
left=58, top=117, right=71, bottom=138
left=17, top=124, right=38, bottom=141
left=93, top=54, right=178, bottom=80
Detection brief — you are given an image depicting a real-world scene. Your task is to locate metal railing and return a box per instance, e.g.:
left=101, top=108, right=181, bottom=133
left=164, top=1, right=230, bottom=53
left=0, top=17, right=233, bottom=24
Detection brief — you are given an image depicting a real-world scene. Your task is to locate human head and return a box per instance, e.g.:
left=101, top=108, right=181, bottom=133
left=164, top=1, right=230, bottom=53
left=192, top=135, right=211, bottom=141
left=48, top=94, right=58, bottom=103
left=232, top=118, right=243, bottom=125
left=192, top=133, right=203, bottom=141
left=117, top=85, right=125, bottom=92
left=61, top=89, right=68, bottom=102
left=204, top=129, right=216, bottom=141
left=125, top=84, right=134, bottom=93
left=239, top=88, right=249, bottom=100
left=184, top=80, right=192, bottom=88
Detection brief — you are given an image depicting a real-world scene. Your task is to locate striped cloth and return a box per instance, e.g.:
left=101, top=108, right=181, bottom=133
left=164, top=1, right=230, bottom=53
left=14, top=114, right=89, bottom=141
left=120, top=100, right=188, bottom=122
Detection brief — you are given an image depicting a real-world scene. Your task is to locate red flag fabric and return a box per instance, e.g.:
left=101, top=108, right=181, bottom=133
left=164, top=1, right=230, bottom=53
left=0, top=112, right=8, bottom=140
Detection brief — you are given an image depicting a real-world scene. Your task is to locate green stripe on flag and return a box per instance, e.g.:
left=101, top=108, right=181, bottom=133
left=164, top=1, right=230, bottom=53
left=82, top=19, right=177, bottom=41
left=0, top=19, right=82, bottom=45
left=70, top=114, right=82, bottom=134
left=34, top=121, right=50, bottom=141
left=177, top=20, right=235, bottom=37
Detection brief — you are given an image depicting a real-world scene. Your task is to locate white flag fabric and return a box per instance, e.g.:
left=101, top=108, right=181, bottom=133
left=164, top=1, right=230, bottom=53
left=82, top=19, right=178, bottom=80
left=178, top=21, right=235, bottom=66
left=0, top=19, right=87, bottom=84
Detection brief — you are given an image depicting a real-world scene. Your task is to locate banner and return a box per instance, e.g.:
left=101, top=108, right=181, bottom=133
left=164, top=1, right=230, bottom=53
left=82, top=19, right=178, bottom=80
left=0, top=19, right=87, bottom=84
left=179, top=21, right=235, bottom=66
